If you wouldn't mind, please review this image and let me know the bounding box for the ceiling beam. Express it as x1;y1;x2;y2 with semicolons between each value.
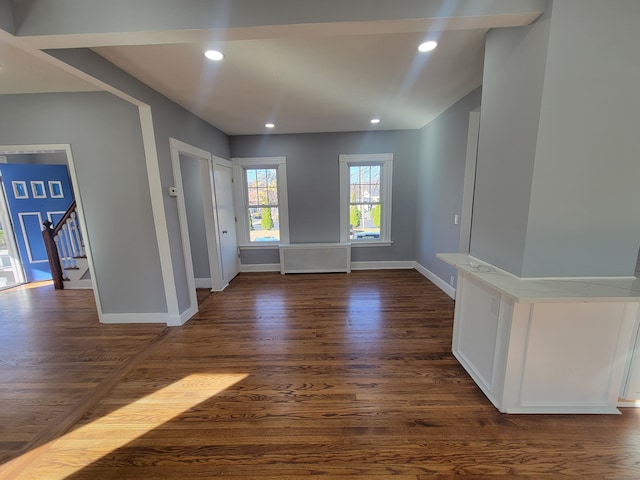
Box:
14;0;545;49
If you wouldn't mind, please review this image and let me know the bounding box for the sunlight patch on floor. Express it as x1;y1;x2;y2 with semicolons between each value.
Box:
0;373;248;479
0;280;52;292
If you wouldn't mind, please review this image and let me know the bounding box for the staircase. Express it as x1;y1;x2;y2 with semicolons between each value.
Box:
42;201;92;289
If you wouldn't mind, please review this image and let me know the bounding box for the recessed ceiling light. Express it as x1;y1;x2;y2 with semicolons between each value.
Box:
370;118;381;124
265;123;275;129
418;41;438;53
204;50;224;61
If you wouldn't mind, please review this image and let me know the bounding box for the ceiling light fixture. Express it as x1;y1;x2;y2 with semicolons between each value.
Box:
204;50;224;61
265;123;275;129
371;118;381;124
418;41;438;53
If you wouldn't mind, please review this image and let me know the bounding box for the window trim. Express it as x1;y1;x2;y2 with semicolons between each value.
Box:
232;156;289;247
339;153;393;245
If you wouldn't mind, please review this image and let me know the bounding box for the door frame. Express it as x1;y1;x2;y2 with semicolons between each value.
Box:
169;139;227;319
0;144;98;300
0;178;26;289
211;156;239;286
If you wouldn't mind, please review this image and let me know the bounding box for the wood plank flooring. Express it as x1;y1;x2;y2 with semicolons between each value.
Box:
1;271;639;479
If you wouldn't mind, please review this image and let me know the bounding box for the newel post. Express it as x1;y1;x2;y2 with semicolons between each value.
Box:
42;220;64;290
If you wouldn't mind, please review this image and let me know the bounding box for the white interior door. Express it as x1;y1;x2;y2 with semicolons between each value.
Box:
213;162;239;284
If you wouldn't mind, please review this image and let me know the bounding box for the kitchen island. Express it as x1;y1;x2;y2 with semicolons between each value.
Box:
438;253;640;414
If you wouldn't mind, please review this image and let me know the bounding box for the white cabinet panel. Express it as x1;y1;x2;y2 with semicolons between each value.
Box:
452;272;638;414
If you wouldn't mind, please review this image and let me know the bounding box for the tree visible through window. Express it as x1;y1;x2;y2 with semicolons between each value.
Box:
232;156;289;246
245;168;280;242
349;165;381;240
339;153;393;244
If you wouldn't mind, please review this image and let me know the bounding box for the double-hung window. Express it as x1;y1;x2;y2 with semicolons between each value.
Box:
339;153;393;244
232;157;289;245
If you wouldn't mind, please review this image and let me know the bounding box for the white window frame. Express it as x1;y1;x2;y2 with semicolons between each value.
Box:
30;180;47;198
339;153;393;246
48;180;64;198
12;181;29;199
232;156;289;247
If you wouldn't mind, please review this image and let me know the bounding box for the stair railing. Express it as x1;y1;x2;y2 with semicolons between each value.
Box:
42;201;84;289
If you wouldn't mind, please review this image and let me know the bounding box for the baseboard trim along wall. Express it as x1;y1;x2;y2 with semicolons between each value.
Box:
240;263;281;273
100;312;181;326
414;262;456;299
351;261;415;270
241;261;416;273
100;263;454;326
238;261;455;298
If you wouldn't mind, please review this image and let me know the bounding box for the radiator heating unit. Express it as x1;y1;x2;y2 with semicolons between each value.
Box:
279;243;351;274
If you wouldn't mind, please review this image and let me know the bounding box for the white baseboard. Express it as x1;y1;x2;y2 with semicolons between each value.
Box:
241;261;414;273
351;261;415;270
211;282;229;292
194;278;212;288
618;399;640;408
175;305;199;326
240;263;281;272
415;262;456;299
99;312;177;325
99;310;196;326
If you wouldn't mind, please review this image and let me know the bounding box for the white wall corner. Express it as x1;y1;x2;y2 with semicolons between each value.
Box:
175;305;199;326
415;262;456;299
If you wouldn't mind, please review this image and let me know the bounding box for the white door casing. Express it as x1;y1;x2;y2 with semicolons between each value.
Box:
170;139;239;324
212;160;240;286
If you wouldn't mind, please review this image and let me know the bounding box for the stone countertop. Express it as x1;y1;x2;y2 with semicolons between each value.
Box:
437;253;640;303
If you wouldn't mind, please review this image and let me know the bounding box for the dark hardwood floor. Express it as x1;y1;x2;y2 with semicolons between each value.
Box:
0;271;639;479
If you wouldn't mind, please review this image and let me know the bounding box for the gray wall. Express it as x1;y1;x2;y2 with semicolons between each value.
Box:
0;0;14;33
51;48;230;313
470;11;551;276
230;130;419;265
415;88;482;286
521;0;640;277
471;0;640;277
179;153;210;279
0;92;167;314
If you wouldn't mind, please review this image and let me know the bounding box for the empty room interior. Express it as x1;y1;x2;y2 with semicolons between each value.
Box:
1;0;640;478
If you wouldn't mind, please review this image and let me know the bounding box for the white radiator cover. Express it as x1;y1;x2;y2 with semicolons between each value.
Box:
279;243;351;274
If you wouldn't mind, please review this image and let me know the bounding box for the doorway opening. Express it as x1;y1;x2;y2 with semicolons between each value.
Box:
0;145;91;293
169;139;239;319
0;173;24;291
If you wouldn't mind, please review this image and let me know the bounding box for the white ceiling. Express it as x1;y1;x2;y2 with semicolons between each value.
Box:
94;29;486;135
0;2;544;136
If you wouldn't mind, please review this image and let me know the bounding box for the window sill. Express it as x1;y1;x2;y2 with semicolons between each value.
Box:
238;243;281;250
350;240;393;247
239;241;393;249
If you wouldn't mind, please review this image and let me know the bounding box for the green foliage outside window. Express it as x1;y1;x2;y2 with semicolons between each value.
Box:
372;204;381;228
350;205;361;228
261;208;274;230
